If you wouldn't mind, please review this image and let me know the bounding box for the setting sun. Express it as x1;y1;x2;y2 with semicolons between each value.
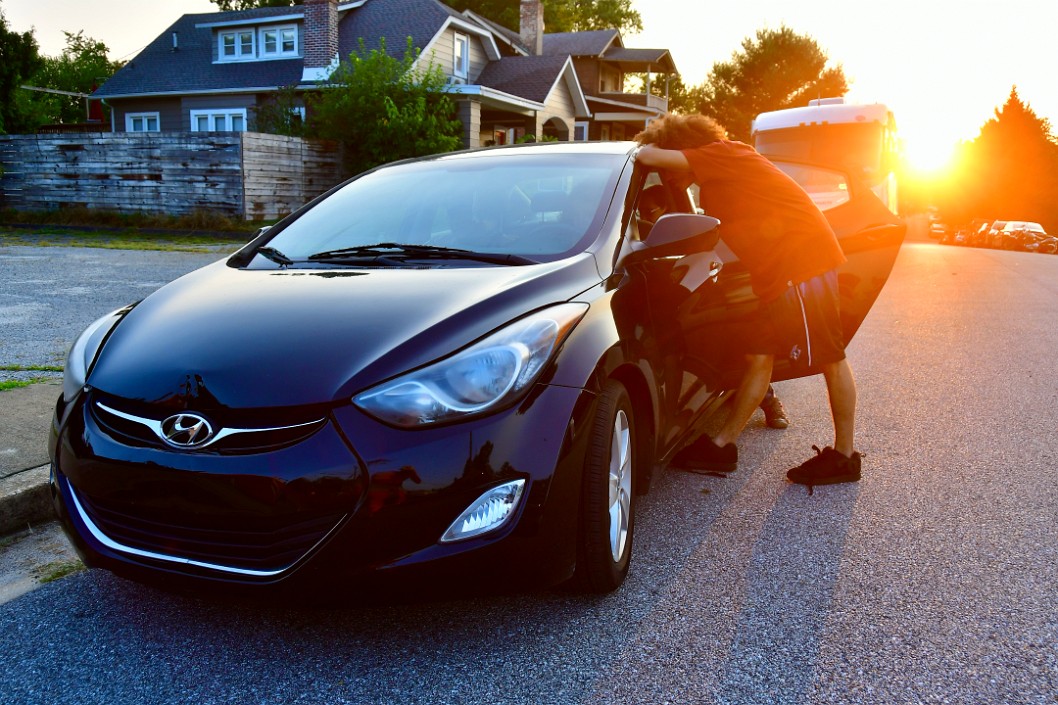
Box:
902;130;958;175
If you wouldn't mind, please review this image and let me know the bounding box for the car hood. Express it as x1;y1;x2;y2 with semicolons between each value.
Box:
88;257;600;410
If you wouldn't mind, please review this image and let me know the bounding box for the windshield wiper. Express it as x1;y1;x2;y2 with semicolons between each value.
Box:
255;246;294;266
307;243;537;266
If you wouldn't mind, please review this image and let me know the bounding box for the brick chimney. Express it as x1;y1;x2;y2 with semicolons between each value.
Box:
520;0;544;56
302;0;339;81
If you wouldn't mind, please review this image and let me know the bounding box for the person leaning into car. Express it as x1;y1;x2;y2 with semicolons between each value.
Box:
634;112;862;487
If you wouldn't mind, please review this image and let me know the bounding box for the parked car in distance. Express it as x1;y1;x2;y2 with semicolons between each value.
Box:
999;221;1047;251
1030;236;1057;254
971;220;993;247
987;220;1010;248
50;141;905;598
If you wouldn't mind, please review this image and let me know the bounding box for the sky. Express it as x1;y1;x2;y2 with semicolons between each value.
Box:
6;0;1057;171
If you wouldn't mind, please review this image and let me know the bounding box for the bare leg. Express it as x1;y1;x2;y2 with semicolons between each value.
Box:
714;354;774;447
822;358;857;456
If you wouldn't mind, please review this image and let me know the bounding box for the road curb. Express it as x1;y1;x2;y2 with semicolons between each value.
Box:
0;465;54;535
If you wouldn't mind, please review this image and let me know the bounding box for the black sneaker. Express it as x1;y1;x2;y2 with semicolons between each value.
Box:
786;445;861;487
671;435;737;473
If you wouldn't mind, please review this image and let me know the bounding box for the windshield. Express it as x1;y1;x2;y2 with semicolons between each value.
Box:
754;123;886;182
261;153;625;264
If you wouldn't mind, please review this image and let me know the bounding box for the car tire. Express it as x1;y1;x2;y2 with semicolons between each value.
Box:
573;379;636;593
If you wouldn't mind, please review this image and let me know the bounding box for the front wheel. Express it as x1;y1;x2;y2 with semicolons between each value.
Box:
573;379;636;593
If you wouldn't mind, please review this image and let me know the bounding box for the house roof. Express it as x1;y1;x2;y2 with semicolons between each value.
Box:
338;0;464;59
540;29;675;73
477;54;572;103
94;0;673;107
602;47;677;73
542;30;620;57
459;10;527;55
95;0;471;99
95;7;306;98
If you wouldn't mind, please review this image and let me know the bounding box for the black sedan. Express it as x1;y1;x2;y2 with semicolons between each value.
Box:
50;141;904;596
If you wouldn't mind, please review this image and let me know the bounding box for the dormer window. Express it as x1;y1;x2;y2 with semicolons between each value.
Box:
220;29;255;60
218;24;298;62
261;25;298;57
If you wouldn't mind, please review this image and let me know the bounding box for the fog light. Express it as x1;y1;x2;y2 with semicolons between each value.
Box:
440;480;525;543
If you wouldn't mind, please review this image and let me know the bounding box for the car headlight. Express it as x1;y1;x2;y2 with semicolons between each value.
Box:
354;303;588;427
63;307;129;403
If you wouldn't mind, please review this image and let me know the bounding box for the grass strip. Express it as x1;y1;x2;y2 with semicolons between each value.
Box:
0;364;64;372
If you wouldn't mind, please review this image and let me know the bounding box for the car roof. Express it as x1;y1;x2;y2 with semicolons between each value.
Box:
440;140;639;161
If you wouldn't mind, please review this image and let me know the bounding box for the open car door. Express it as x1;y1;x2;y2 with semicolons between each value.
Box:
649;158;906;394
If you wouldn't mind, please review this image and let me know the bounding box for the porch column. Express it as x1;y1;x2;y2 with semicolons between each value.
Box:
457;99;482;149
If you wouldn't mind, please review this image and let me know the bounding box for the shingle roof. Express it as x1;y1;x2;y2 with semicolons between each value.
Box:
542;30;619;57
95;7;305;97
94;0;464;98
476;54;571;103
603;47;677;73
339;0;462;59
461;10;526;54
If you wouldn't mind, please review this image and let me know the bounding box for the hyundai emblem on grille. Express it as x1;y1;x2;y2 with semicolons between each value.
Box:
161;413;215;448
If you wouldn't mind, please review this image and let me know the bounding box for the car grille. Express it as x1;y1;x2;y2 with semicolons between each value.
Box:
90;394;328;454
71;485;346;576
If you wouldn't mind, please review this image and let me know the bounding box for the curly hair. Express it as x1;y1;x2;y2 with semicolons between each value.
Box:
634;113;728;149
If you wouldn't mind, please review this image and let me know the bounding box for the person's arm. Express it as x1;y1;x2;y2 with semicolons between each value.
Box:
636;145;692;171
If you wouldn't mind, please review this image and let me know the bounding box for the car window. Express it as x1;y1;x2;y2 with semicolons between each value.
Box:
263;153;625;262
771;162;851;211
631;171;696;241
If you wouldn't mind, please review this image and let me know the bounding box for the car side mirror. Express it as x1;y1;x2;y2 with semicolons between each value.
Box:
624;213;721;264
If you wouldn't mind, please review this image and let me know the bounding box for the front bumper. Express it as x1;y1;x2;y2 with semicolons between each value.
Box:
50;382;598;595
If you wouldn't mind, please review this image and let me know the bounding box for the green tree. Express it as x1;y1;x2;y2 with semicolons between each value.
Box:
0;4;44;133
690;26;848;141
442;0;641;34
937;87;1058;232
306;37;462;175
253;85;307;137
211;0;299;10
211;0;642;34
24;31;123;126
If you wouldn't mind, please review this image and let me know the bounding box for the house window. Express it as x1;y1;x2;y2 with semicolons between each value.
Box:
261;25;298;57
126;112;161;133
453;33;469;79
600;67;621;93
190;109;247;132
574;121;589;141
219;29;255;60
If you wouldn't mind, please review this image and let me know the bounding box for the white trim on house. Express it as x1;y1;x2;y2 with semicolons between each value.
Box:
453;32;469;79
218;28;257;61
302;54;341;83
190;108;248;132
195;14;304;30
445;84;546;113
416;17;502;71
216;24;300;63
125;112;161;132
260;24;299;58
551;57;591;119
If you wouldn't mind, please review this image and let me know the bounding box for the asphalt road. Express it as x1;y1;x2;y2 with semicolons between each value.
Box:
1;242;1056;704
1;245;235;380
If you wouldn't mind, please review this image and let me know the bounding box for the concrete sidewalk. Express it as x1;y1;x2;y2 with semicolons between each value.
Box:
0;382;60;535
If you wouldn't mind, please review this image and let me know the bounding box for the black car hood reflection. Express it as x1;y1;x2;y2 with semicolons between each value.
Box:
87;257;600;409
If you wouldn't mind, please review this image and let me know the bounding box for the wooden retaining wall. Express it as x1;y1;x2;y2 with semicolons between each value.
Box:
0;132;345;221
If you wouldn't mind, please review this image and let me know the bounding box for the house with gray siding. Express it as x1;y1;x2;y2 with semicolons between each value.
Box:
93;0;677;147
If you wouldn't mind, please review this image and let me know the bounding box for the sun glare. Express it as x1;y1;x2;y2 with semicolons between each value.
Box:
902;131;958;175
